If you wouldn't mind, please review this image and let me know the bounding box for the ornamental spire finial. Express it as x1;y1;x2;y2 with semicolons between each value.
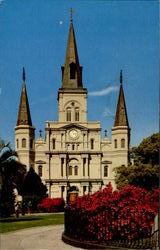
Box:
120;70;123;85
39;129;42;137
104;130;107;136
70;8;73;23
23;67;26;82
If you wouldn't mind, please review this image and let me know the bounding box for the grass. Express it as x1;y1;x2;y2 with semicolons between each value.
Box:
0;213;64;233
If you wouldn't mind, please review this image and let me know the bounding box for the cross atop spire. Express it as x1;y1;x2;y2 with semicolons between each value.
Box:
70;8;73;23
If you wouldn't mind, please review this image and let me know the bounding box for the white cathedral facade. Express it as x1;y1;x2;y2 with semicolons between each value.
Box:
15;17;130;199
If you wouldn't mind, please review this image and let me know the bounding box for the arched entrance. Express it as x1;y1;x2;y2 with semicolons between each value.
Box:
67;186;79;203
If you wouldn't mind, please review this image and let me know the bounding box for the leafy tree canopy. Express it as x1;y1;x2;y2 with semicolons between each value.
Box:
21;167;47;197
131;133;159;166
0;138;26;217
21;167;47;212
114;164;159;190
115;133;159;191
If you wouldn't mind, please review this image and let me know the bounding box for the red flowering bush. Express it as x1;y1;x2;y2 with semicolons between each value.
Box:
66;184;158;241
38;197;65;213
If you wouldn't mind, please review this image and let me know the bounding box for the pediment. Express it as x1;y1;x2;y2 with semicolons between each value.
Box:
59;123;88;131
101;160;112;164
35;160;46;164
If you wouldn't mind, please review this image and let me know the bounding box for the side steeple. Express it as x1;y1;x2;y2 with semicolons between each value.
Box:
15;67;35;171
61;9;83;89
114;70;129;127
17;67;32;126
112;70;130;166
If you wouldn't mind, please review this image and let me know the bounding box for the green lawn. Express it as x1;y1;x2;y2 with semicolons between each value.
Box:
0;213;64;233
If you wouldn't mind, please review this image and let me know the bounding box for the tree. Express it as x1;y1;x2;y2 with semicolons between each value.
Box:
0;138;6;150
0;140;26;217
115;133;159;191
21;167;47;212
114;164;159;190
131;133;159;166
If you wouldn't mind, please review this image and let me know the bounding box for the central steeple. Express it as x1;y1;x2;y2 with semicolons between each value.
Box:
61;9;83;89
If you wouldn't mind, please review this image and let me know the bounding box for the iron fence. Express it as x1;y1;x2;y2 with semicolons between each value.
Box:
64;206;159;249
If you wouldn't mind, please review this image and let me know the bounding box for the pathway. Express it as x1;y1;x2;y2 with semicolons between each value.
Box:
0;225;83;250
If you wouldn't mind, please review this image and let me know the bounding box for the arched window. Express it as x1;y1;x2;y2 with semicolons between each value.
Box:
52;139;56;150
74;166;78;176
69;166;72;175
22;138;26;148
38;165;43;177
75;108;79;121
30;139;33;149
72;144;75;150
121;138;125;148
16;139;19;149
104;165;108;177
70;62;76;79
114;139;117;148
66;108;71;121
91;139;94;149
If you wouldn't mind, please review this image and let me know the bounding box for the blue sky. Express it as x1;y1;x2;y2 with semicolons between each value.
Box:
0;0;159;148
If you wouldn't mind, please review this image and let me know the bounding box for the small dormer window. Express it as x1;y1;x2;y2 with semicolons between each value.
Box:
70;62;76;79
22;138;26;148
114;139;117;148
121;138;125;148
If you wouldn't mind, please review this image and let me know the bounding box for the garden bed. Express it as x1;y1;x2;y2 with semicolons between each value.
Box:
62;184;158;249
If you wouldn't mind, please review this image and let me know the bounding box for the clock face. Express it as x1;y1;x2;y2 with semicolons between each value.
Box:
69;129;78;139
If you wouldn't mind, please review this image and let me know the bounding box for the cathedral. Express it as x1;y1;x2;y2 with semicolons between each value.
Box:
15;15;130;199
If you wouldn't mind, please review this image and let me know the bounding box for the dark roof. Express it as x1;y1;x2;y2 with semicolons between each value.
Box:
16;82;32;126
61;20;83;89
114;83;129;127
